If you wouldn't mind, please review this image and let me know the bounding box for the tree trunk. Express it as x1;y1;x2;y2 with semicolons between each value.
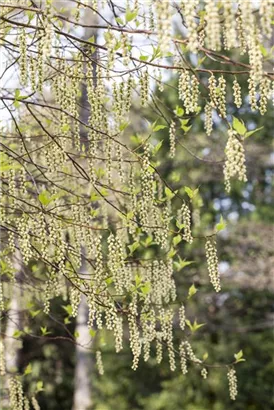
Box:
72;8;98;410
72;294;93;410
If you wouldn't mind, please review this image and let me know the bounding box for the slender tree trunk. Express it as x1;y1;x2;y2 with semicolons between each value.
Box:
72;294;93;410
72;8;98;410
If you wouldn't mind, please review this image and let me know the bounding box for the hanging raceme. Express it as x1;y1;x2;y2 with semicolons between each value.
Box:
178;203;193;244
19;28;27;86
182;0;199;53
227;368;238;400
224;129;247;192
201;367;208;379
96;350;104;375
222;2;237;50
233;79;242;109
204;103;213;136
205;237;221;292
9;377;25;410
169;120;176;158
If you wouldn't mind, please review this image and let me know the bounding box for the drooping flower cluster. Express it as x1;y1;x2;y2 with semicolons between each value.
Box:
224;129;247;192
183;0;199;52
259;77;271;115
233;79;242;108
9;377;24;410
227;368;238;400
179;203;193;244
178;70;200;114
178;304;186;331
179;340;202;375
169;120;176;158
201;367;208;379
96;350;104;375
205;238;221;292
204;103;213;136
204;0;221;51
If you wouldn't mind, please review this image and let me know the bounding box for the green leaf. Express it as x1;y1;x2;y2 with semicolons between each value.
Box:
24;363;32;375
87;36;95;43
180;119;190;126
119;121;129;131
90;192;101;201
203;352;208;361
245;126;264;139
259;44;268;57
174;106;184;117
26;10;35;22
165;187;175;200
38;190;51;206
174;257;194;272
234;350;246;363
125;9;138;22
15;89;20;99
126;211;134;220
141;235;153;247
36;381;44;393
139;55;149;61
173;235;182;247
12;329;23;338
187;283;198;299
14;89;27;101
115;17;124;25
215;215;226;232
89;329;97;338
128;241;140;255
140;282;151;295
29;309;41;318
185;186;199;199
151;45;162;61
232;116;247;136
62;304;73;316
40;326;51;336
197;56;206;67
186;319;205;333
61;123;70;133
152;122;167;132
167;247;177;259
176;220;185;230
181;125;192;133
135;274;142;287
105;277;113;285
152;140;163;156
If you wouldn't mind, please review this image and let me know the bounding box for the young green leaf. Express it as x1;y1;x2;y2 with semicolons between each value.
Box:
185;186;199;199
165;186;175;200
125;9;138;22
234;350;246;363
186;319;205;332
245;126;264;139
187;283;198;299
215;215;226;232
24;363;32;375
128;241;140;255
173;234;182;247
232;116;247;136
